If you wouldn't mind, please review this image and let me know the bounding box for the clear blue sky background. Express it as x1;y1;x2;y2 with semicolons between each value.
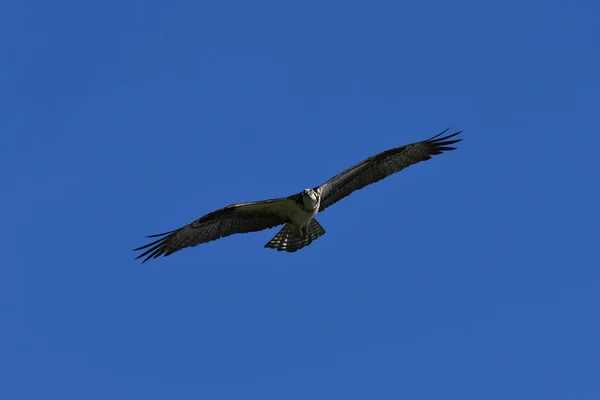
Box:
2;1;599;399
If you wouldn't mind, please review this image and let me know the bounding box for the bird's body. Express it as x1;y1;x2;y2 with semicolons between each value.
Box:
134;129;462;262
292;188;321;235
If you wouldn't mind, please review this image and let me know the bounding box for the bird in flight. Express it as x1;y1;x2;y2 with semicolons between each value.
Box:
134;128;462;262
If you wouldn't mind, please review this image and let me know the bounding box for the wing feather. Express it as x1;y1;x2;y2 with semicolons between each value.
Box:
134;198;295;263
315;129;462;211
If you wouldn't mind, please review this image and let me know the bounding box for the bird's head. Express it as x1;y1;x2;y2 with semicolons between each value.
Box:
301;188;320;212
303;188;317;200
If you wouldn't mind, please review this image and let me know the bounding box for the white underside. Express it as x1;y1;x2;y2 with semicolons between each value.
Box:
257;192;320;236
289;192;320;233
288;206;318;232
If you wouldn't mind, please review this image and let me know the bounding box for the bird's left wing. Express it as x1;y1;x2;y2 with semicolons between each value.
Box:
134;197;296;263
315;129;462;212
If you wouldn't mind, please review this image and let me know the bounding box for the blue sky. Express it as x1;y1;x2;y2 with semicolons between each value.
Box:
2;0;599;398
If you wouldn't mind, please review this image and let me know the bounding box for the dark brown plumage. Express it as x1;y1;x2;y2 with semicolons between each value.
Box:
315;128;462;212
134;199;295;263
134;128;462;262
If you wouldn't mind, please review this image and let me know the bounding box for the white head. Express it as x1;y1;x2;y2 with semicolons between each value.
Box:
301;188;319;212
302;188;317;200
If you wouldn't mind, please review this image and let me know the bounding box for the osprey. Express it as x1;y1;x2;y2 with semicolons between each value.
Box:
134;129;462;262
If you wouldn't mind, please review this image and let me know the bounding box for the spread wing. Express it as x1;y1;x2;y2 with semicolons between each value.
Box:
315;129;462;212
134;197;297;263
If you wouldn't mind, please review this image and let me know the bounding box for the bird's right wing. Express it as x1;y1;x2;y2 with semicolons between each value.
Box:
134;197;297;263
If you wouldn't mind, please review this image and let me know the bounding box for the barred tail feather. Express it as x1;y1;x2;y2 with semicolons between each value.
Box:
308;218;326;239
264;219;326;252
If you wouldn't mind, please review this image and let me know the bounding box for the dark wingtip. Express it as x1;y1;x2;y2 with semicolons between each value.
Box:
426;127;451;141
146;229;177;238
427;129;463;148
420;129;463;157
133;230;178;263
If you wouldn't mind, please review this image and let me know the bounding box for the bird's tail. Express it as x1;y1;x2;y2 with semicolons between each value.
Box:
264;219;326;252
